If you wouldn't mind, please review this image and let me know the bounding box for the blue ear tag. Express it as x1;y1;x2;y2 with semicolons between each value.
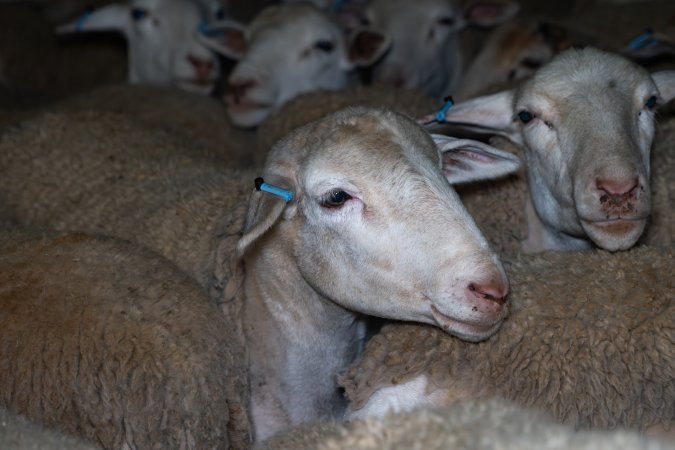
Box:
435;96;455;122
254;177;293;203
198;21;225;38
627;29;657;50
74;8;93;32
330;0;347;12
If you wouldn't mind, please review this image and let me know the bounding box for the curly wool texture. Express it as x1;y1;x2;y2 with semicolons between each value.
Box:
0;406;99;450
340;246;675;431
54;84;261;168
0;231;249;449
257;399;672;450
0;110;255;301
255;84;438;154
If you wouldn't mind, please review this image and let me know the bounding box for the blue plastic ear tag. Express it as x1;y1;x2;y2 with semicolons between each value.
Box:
627;29;657;50
198;21;225;38
435;96;455;122
330;0;347;12
255;177;293;203
74;9;93;32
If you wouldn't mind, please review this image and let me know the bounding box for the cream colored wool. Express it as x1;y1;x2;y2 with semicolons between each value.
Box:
0;110;255;302
0;406;101;450
340;246;675;432
55;84;261;168
257;399;674;450
255;84;438;154
0;230;249;449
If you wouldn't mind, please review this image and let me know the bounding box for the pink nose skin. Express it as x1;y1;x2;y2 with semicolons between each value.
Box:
187;54;214;83
225;79;257;105
595;177;639;211
467;282;508;306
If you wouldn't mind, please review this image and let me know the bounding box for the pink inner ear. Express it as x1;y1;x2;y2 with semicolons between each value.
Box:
465;3;509;23
223;28;247;54
452;148;496;163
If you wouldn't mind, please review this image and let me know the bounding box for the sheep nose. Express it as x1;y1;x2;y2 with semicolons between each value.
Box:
596;177;639;208
225;79;257;105
187;54;215;82
467;282;508;306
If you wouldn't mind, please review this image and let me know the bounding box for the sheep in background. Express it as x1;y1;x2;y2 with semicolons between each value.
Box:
257;399;675;450
339;246;675;434
0;107;522;441
0;406;99;450
358;0;519;98
0;229;250;449
198;3;391;127
56;0;224;94
425;47;675;253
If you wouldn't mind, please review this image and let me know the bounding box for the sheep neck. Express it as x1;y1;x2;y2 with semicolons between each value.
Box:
242;225;367;442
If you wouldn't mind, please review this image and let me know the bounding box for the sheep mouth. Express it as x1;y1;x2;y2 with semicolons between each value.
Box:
430;305;503;342
580;218;646;236
225;100;273;113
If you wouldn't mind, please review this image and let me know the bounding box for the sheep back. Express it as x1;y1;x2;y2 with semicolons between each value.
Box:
0;231;250;449
341;246;675;431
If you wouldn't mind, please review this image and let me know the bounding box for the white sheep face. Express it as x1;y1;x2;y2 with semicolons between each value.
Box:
363;0;519;98
438;47;675;252
200;4;390;127
240;108;522;343
57;0;222;94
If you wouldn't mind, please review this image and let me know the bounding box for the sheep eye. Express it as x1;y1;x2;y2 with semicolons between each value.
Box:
645;95;657;109
518;110;534;123
215;7;226;20
130;7;148;21
438;17;455;26
315;40;335;53
321;189;352;208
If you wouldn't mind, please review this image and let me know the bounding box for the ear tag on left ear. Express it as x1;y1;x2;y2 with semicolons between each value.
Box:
254;177;293;203
420;96;454;126
74;8;93;32
199;21;225;38
627;29;658;51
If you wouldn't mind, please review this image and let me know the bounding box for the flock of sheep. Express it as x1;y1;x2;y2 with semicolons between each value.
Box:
0;0;674;449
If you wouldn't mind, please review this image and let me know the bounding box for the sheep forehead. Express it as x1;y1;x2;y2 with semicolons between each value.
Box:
368;0;457;23
249;4;338;41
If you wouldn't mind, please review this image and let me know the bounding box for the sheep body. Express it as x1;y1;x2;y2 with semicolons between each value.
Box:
256;399;674;450
0;406;99;450
0;229;250;449
340;246;675;431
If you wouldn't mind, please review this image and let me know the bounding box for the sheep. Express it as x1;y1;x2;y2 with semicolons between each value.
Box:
338;245;675;434
255;84;438;154
0;406;99;450
0;106;522;441
357;0;519;98
256;399;675;450
54;83;262;167
198;3;392;127
425;47;675;253
0;229;250;449
56;0;223;94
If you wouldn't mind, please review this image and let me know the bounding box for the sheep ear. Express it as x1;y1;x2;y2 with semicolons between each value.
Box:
236;182;296;257
433;134;521;184
463;0;519;27
652;70;675;104
438;90;520;143
346;27;391;67
198;20;248;60
56;4;130;35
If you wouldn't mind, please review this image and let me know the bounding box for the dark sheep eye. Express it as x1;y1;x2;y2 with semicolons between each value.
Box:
322;189;352;208
645;95;657;109
438;17;455;26
130;7;148;21
315;40;335;53
518;110;534;123
215;7;226;20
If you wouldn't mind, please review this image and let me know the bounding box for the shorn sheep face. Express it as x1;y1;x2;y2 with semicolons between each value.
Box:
57;0;223;94
199;3;391;127
361;0;519;98
237;107;520;440
430;47;675;253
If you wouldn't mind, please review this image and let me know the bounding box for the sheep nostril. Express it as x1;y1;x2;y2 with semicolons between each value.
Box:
468;283;508;306
187;54;215;81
